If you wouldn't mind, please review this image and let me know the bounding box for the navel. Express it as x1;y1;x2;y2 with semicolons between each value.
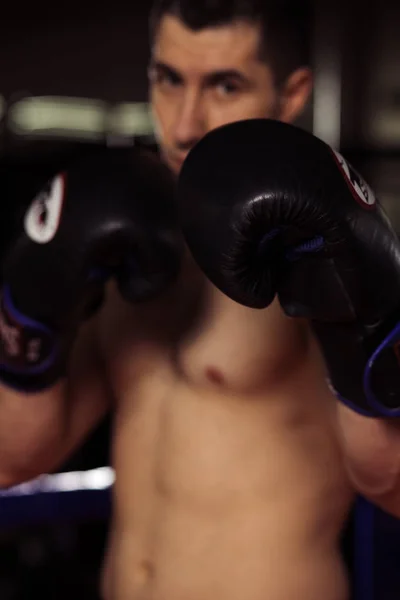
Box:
136;559;155;584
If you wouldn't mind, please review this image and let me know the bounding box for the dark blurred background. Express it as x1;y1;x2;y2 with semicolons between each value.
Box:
0;1;399;599
0;1;399;219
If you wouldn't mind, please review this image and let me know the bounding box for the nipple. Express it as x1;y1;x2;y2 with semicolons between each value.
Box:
205;366;225;385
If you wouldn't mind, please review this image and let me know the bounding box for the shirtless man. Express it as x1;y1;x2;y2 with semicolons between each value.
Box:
1;1;394;599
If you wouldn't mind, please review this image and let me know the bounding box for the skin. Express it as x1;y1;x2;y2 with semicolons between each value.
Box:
149;16;312;174
0;11;398;600
98;15;353;600
148;16;400;523
6;11;395;600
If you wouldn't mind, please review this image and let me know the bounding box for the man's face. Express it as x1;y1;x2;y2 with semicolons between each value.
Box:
149;15;311;174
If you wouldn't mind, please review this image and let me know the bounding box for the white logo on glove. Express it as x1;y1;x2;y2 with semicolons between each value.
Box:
332;150;375;207
24;174;65;244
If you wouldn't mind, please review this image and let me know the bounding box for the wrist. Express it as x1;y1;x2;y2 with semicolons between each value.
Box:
0;285;69;393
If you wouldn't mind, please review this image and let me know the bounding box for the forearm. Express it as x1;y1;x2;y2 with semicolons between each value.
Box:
337;403;400;516
0;316;112;487
0;380;70;487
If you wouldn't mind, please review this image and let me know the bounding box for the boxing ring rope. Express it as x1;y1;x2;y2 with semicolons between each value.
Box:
0;467;114;529
354;497;375;600
0;469;392;600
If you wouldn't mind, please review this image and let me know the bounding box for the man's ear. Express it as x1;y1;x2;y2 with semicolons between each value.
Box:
277;67;313;124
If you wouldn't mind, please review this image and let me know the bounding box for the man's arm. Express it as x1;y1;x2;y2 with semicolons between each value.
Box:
0;313;112;488
0;144;181;487
337;404;400;517
176;118;400;517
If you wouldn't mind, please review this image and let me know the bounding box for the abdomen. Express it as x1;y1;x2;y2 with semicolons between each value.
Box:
108;375;352;600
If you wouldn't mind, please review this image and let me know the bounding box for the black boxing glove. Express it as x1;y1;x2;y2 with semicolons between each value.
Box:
0;146;182;393
177;118;400;418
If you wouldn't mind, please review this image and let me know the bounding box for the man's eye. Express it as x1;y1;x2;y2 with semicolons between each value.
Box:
152;71;181;88
216;81;240;95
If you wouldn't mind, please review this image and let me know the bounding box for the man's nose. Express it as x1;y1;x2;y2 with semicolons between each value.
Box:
173;90;206;150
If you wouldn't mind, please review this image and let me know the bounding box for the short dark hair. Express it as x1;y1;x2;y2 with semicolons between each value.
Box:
149;0;313;86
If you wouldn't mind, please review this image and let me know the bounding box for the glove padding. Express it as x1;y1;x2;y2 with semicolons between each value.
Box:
0;146;182;392
177;118;400;417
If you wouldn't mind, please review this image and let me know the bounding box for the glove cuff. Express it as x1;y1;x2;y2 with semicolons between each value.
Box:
0;285;65;392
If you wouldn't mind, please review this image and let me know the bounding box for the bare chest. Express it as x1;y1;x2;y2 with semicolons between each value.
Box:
99;279;351;600
101;274;306;396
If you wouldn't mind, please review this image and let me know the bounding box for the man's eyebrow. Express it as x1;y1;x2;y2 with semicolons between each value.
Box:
149;61;250;86
149;60;183;80
203;70;250;86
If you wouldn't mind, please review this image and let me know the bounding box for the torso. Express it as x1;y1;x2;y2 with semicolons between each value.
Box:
98;255;353;600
